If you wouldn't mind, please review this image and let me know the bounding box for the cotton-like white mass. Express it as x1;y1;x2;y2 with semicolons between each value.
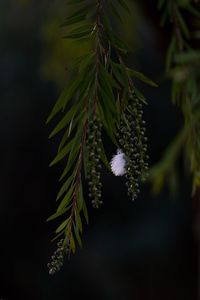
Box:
110;149;126;176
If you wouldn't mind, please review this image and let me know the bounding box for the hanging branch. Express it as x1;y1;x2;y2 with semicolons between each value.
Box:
149;0;200;195
155;2;200;298
47;0;157;275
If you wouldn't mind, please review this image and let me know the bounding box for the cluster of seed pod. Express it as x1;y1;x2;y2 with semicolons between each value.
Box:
47;239;66;275
86;115;103;208
119;95;148;200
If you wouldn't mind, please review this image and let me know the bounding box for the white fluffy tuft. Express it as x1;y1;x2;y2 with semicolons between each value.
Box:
110;149;126;176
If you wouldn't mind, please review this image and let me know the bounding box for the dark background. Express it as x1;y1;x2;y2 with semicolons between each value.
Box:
0;0;197;299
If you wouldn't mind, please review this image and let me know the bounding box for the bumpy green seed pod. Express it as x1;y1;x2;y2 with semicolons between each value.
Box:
119;95;148;200
47;239;66;275
86;115;103;208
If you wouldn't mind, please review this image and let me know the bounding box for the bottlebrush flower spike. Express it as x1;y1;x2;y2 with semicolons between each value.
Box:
110;149;126;176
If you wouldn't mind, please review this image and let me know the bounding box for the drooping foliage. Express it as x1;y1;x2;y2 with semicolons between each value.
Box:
150;0;200;196
46;0;156;275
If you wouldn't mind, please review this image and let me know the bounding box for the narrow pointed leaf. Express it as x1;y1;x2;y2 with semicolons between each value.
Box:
57;185;74;213
56;176;74;201
56;219;70;234
127;68;158;87
49;105;78;138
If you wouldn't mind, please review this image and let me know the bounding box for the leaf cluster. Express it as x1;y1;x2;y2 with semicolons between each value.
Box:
47;0;157;270
150;0;200;195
